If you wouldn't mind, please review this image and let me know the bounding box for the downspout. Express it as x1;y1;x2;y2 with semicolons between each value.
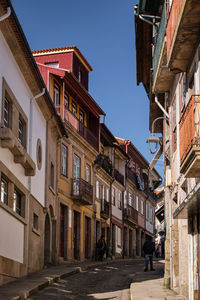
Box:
0;7;11;22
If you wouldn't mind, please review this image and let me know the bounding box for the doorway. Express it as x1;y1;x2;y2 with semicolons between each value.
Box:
44;213;50;265
60;204;68;260
74;211;80;260
85;216;91;259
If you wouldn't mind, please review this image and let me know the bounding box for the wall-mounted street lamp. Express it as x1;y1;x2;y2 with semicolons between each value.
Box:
146;117;168;154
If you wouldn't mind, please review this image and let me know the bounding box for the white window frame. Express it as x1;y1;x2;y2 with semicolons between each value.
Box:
96;180;100;199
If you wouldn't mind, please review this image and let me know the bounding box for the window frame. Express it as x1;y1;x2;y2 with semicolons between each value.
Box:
85;163;91;183
61;144;68;177
54;83;60;106
1;176;8;205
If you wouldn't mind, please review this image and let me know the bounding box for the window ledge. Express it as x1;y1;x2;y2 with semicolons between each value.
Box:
0;201;27;225
49;186;56;195
0;127;35;176
32;226;40;236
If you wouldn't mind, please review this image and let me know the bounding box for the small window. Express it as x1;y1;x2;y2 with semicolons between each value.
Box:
72;102;77;116
96;180;100;199
33;213;39;230
141;200;144;215
45;62;59;68
1;177;8;205
13;189;23;216
64;94;69;110
54;84;60;106
101;184;105;200
36;139;42;170
118;191;122;210
106;188;109;202
4;96;11;128
18;116;26;147
78;69;83;83
112;187;116;206
50;162;54;189
61;145;68;177
86;164;91;183
79;110;84;124
136;196;138;211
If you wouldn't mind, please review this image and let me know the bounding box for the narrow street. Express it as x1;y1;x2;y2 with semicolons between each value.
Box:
27;260;164;300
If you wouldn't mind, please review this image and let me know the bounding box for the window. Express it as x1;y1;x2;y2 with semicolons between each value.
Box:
78;69;83;83
118;191;122;210
13;189;22;216
72;102;77;116
33;213;39;230
73;154;81;179
45;61;59;68
112;187;116;206
101;184;105;200
50;162;54;189
141;200;144;215
3;96;11;128
79;110;84;124
1;177;8;205
136;196;138;211
96;180;100;199
129;192;133;207
18;116;26;147
36;139;42;170
86;164;91;183
54;84;60;106
64;94;69;110
106;188;109;202
61;145;68;177
117;227;122;247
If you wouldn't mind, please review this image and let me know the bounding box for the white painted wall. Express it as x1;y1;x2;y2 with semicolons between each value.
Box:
0;208;24;263
30;101;46;206
0;31;46;206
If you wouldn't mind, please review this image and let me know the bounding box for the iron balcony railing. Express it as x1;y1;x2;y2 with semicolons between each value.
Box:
72;178;93;205
94;154;113;176
114;169;124;186
124;204;138;223
126;168;137;185
100;199;110;219
55;105;99;151
180;95;200;165
153;3;167;78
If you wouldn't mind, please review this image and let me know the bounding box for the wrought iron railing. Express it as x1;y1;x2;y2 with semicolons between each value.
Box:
180;95;200;165
124;204;138;223
55;105;99;151
153;3;167;78
94;154;113;176
114;169;124;186
127;168;137;185
72;178;93;205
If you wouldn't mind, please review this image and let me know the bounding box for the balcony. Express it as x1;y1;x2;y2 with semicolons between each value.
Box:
94;154;113;177
72;178;93;205
100;200;110;219
126;168;137;185
0;127;35;176
56;105;99;151
167;0;200;72
124;205;138;224
152;4;174;93
180;95;200;177
114;169;124;186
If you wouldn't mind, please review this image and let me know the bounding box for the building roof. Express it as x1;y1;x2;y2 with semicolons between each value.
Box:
33;46;93;72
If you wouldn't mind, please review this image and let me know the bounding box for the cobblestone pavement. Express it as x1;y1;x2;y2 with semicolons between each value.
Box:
27;260;146;300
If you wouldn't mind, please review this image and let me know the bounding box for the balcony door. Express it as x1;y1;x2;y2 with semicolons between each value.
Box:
73;154;81;196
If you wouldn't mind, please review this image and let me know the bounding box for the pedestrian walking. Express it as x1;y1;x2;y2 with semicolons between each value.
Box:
97;235;106;261
143;236;155;271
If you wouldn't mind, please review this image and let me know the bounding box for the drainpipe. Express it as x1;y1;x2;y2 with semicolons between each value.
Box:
0;7;11;22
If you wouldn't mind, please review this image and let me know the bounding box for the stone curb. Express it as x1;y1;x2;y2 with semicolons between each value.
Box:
9;258;140;300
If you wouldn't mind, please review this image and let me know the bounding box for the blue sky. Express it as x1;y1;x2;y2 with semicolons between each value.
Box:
11;0;163;177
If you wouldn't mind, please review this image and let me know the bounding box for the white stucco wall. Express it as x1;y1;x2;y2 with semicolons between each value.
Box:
0;31;46;206
0;208;24;263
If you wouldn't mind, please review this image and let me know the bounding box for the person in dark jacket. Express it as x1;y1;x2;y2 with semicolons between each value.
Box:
97;235;106;261
143;236;155;271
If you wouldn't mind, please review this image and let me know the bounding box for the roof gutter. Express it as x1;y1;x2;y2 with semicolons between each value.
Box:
0;6;11;21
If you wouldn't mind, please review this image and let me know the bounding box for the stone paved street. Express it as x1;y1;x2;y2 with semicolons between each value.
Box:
27;260;164;300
